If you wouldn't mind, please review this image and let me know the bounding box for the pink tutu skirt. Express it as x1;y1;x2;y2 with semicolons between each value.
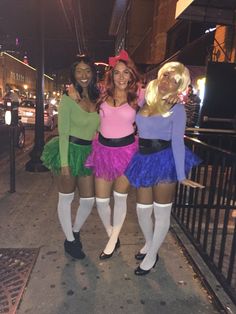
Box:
85;136;138;181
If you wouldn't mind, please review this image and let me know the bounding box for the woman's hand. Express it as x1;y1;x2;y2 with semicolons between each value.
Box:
67;84;81;102
180;178;205;189
163;93;181;105
61;166;71;176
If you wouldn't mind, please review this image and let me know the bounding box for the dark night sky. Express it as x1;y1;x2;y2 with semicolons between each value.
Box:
0;0;115;73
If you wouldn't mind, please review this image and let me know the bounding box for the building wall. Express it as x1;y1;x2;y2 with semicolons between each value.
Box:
231;25;236;62
126;0;155;63
0;52;53;99
0;57;4;99
213;25;236;63
112;0;235;68
124;0;179;64
150;0;178;63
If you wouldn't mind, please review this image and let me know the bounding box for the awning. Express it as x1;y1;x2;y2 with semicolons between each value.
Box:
109;0;129;35
145;31;213;82
175;0;236;26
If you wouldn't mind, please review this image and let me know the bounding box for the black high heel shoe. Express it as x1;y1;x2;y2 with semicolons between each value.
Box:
115;238;120;249
135;252;146;260
134;254;159;276
99;238;120;260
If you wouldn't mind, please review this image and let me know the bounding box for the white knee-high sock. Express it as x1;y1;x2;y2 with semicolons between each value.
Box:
96;197;112;237
104;191;128;254
136;203;153;254
140;202;172;270
73;197;95;232
57;192;75;242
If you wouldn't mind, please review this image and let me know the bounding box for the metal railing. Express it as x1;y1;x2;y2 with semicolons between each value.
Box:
172;132;236;304
186;128;236;153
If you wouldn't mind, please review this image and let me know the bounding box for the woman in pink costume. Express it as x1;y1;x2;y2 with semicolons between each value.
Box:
86;50;144;259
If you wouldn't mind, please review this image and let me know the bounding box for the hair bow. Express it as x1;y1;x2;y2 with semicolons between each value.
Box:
108;50;129;67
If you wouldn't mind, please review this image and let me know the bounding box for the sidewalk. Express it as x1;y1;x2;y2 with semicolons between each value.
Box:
0;164;224;314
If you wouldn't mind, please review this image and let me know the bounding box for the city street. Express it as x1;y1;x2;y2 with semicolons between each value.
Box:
0;133;233;314
0;0;236;312
0;128;58;197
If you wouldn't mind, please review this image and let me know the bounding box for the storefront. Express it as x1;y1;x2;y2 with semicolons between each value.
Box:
0;52;53;101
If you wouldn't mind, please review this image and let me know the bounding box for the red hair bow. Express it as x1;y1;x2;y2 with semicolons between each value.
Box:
109;50;129;67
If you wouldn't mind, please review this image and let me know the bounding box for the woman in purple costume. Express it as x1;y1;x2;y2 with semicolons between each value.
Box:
85;50;144;259
125;62;204;275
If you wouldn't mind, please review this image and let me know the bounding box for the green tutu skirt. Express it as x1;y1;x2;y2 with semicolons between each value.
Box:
41;136;92;176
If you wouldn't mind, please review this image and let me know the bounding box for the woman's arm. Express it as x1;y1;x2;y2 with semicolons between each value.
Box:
171;104;204;189
58;95;71;174
171;104;186;181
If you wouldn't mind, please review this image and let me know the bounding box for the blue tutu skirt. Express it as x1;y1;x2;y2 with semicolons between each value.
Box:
41;136;93;177
125;146;201;188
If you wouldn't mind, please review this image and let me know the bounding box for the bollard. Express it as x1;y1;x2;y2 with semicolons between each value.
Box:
5;99;17;193
9;125;16;193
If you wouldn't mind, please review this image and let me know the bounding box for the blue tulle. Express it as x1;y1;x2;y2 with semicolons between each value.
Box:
125;146;201;188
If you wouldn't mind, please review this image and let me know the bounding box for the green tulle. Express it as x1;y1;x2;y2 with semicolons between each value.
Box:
41;136;92;176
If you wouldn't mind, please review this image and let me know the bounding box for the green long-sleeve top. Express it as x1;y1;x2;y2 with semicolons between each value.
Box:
58;94;100;167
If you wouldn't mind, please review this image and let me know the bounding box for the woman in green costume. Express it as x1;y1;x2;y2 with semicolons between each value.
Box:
41;55;100;259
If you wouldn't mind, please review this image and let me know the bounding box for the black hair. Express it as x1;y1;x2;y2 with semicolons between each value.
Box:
70;55;100;102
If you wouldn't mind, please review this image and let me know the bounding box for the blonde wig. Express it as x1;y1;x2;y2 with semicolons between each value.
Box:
145;62;190;114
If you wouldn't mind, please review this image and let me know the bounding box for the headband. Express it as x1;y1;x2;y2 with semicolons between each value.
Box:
108;50;129;68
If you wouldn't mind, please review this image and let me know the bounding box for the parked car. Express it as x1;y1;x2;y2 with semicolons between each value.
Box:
18;99;57;131
44;102;58;130
0;105;25;154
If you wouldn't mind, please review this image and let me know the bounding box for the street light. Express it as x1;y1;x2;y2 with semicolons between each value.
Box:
23;84;28;98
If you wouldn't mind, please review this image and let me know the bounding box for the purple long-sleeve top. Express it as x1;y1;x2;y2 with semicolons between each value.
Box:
136;103;186;181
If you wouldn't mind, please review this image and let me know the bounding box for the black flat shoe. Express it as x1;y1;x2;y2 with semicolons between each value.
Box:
64;239;85;259
99;238;120;260
73;231;82;248
134;254;159;276
135;252;146;260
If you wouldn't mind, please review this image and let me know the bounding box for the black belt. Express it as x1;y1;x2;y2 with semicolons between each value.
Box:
69;135;92;145
98;132;135;147
139;138;171;154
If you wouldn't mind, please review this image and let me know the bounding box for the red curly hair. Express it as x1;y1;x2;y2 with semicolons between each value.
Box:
97;59;141;111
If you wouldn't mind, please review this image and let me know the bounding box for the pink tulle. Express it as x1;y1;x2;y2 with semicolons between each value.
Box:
85;137;138;181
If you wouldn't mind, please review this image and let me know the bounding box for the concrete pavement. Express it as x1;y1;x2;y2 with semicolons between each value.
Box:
0;159;231;314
